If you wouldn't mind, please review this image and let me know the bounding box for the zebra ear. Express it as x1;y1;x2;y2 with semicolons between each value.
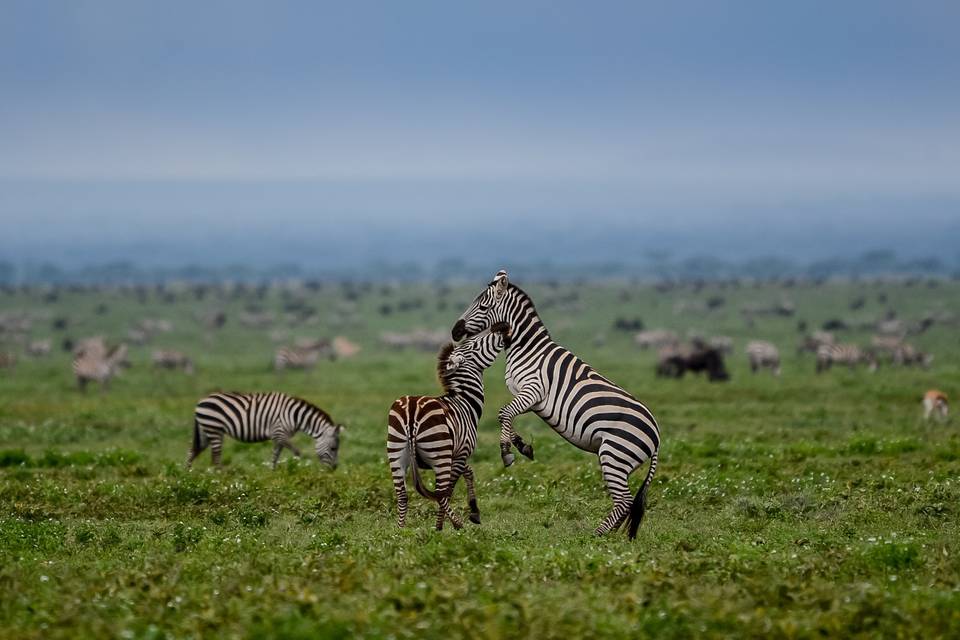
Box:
493;270;508;298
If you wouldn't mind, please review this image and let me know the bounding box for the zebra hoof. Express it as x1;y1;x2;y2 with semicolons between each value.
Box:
502;453;516;467
469;513;481;525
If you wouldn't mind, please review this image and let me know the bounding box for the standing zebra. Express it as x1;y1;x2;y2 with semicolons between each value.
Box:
746;340;781;376
816;343;877;373
452;271;660;539
73;343;128;391
387;323;510;530
153;349;195;374
274;345;324;371
188;392;343;469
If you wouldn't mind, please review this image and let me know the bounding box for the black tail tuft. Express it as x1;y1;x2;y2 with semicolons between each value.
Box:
627;485;647;540
192;417;201;456
627;451;658;540
409;441;437;501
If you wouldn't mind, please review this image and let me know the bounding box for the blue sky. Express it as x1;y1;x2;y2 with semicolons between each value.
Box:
2;1;958;265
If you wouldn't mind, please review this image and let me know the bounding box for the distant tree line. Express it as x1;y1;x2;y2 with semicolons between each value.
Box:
0;250;957;285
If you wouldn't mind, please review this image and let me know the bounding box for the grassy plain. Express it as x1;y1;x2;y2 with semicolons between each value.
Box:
1;279;958;638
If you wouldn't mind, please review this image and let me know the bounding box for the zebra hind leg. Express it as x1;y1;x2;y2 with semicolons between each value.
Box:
210;435;224;468
389;447;409;528
594;445;636;537
433;462;463;531
462;464;481;524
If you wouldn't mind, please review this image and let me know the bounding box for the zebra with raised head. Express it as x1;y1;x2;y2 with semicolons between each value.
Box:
73;343;128;391
452;270;660;539
387;322;510;530
188;392;343;469
816;343;877;373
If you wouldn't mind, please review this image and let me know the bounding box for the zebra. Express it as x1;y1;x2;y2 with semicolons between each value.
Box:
452;270;660;539
152;349;195;374
26;339;52;358
892;344;933;368
187;392;343;469
816;343;877;373
746;340;781;376
387;322;510;530
274;345;324;371
73;343;128;391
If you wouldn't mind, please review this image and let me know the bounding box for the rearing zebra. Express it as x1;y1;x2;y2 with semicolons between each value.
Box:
188;392;343;469
387;322;510;530
452;270;660;539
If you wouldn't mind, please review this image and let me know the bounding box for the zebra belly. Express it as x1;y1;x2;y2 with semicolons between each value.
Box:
533;406;601;453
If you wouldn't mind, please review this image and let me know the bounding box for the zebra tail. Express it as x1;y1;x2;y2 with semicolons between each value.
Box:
408;434;437;501
627;450;658;540
192;417;206;454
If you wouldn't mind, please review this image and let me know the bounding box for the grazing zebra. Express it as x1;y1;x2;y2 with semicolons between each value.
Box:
746;340;781;376
816;343;877;373
274;345;324;371
387;323;510;530
187;392;343;469
892;344;933;368
452;270;660;539
798;330;834;355
26;339;52;357
152;349;195;374
73;343;128;391
923;390;949;422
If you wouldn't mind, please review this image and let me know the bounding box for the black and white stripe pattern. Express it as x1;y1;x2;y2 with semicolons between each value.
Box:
452;271;660;539
152;349;194;374
273;346;322;371
386;323;509;530
73;343;128;391
746;340;781;376
188;392;343;469
816;343;877;373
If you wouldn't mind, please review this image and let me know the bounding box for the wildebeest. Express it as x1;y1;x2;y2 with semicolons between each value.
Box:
656;344;729;381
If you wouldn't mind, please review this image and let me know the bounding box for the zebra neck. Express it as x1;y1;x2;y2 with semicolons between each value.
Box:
443;372;484;423
302;415;332;438
503;294;551;357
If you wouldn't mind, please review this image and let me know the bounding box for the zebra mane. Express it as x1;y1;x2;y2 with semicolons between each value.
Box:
436;342;456;393
290;395;334;425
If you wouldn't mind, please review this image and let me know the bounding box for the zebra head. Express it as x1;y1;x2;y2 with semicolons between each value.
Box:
314;424;343;469
452;270;510;341
445;321;511;375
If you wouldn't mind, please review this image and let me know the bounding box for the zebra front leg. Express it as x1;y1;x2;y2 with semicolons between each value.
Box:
594;442;637;537
497;387;543;467
271;441;284;469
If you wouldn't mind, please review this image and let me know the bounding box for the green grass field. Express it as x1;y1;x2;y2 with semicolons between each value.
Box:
1;279;958;639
